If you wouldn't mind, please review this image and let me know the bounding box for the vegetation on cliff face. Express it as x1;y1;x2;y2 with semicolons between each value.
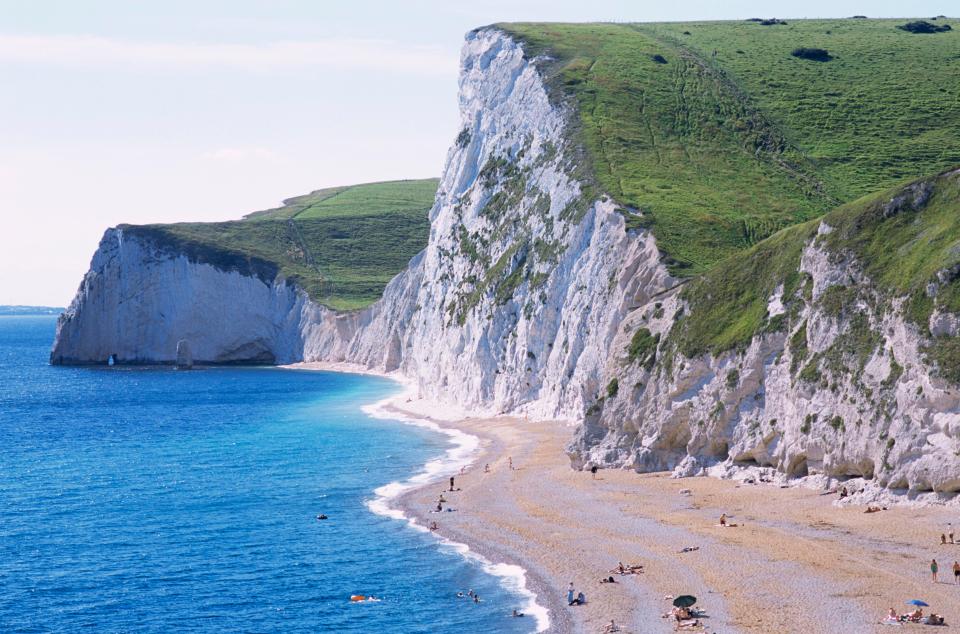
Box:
125;179;437;311
499;19;960;276
667;169;960;371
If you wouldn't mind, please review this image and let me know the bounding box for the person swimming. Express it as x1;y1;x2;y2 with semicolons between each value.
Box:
512;608;524;617
316;514;328;520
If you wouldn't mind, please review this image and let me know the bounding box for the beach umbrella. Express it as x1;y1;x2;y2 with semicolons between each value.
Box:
906;600;929;607
673;595;697;608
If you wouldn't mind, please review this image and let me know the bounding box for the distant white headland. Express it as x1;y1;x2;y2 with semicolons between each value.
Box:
0;305;64;316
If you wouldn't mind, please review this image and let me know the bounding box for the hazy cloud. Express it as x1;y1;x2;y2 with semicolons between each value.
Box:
0;34;457;76
200;147;280;162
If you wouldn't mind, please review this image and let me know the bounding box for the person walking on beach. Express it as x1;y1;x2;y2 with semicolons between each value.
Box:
953;561;960;584
931;559;939;583
508;456;514;470
449;476;455;491
591;465;598;479
484;463;490;473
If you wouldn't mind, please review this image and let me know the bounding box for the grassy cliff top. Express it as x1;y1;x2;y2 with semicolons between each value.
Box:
498;19;960;276
124;179;438;311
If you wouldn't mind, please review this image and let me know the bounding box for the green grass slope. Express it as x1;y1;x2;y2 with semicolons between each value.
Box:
499;19;960;276
123;179;438;311
667;168;960;368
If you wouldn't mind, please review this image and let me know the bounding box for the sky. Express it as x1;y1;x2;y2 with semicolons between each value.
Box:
0;1;951;305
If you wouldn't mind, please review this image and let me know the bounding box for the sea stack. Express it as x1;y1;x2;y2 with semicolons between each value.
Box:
175;339;193;369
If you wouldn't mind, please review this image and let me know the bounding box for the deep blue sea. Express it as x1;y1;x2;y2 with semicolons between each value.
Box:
0;316;535;633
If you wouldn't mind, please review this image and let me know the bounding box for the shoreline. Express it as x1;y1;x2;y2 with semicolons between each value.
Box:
283;361;553;632
285;362;960;633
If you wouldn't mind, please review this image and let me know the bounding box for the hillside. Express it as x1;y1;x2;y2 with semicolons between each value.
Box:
500;18;960;275
668;168;960;364
125;179;437;311
576;167;960;493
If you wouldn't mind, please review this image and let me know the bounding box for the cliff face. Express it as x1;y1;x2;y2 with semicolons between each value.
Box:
571;172;960;495
51;228;320;365
303;28;673;419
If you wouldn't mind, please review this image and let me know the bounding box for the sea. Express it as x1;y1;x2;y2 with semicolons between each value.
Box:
0;315;543;633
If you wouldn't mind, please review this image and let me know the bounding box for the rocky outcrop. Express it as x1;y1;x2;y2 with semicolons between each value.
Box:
571;173;960;496
51;227;322;365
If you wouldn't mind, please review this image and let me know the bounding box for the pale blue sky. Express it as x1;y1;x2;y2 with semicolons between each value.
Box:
0;1;949;305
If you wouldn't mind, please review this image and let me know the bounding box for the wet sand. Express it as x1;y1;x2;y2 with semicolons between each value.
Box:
395;413;960;634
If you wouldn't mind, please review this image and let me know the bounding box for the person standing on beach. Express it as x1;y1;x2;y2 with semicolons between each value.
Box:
953;561;960;584
931;559;939;583
449;476;455;491
508;456;514;470
567;582;575;605
591;465;598;479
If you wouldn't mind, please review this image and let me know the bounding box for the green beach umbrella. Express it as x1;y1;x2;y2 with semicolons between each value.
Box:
673;595;697;608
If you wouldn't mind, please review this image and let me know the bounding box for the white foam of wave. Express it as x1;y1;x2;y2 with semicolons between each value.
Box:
362;386;550;632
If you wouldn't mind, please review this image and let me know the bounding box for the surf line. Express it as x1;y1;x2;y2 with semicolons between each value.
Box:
362;385;550;633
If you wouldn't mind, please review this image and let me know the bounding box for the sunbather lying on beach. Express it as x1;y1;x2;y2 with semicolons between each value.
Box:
602;620;620;633
900;608;923;622
600;576;616;584
611;563;643;575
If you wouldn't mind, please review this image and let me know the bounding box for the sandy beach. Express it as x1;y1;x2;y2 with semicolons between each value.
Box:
393;412;960;634
285;364;960;633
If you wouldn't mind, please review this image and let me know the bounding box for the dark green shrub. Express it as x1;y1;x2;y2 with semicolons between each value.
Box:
897;21;952;34
791;47;833;62
628;328;660;370
606;378;619;398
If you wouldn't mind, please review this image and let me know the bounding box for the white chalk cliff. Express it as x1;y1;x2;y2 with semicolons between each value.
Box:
52;27;960;496
571;175;960;498
53;27;673;422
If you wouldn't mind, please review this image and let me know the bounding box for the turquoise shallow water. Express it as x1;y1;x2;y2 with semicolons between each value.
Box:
0;316;533;633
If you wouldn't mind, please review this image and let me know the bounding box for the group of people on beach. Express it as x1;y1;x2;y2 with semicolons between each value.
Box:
887;606;945;625
927;558;960;584
566;582;586;606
